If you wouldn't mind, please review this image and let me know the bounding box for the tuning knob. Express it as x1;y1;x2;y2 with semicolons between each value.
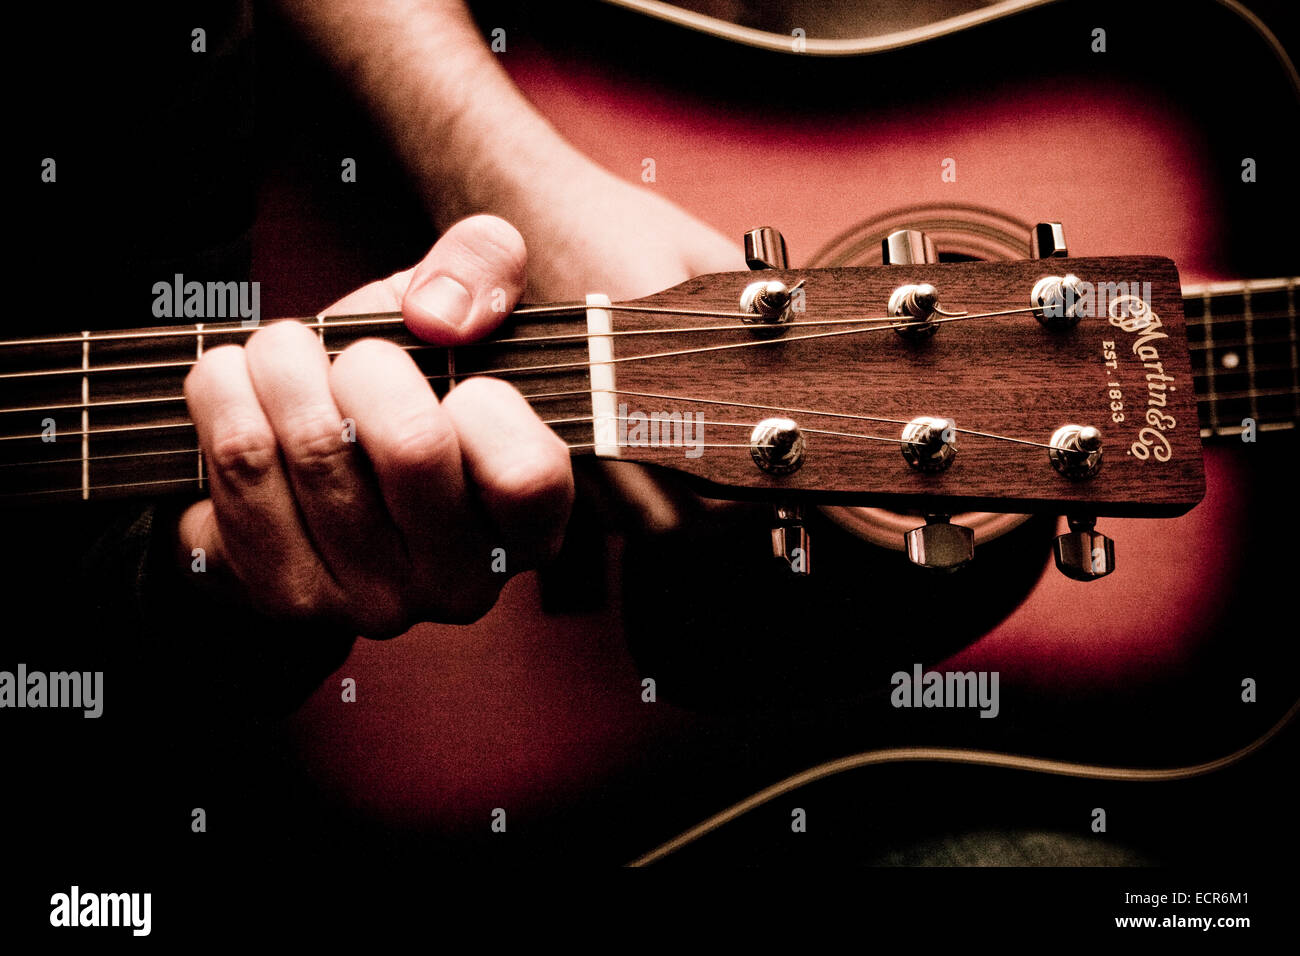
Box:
745;227;789;270
1053;515;1115;580
1030;222;1069;259
771;503;810;574
882;229;938;266
904;514;974;571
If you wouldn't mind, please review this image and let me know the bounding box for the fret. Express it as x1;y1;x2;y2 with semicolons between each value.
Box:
1184;277;1300;436
1243;289;1258;425
196;322;205;491
1201;292;1219;434
81;331;90;500
447;347;457;389
1289;279;1299;424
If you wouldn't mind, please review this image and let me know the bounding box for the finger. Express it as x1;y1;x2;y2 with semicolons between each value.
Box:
441;377;574;572
401;214;527;345
182;344;341;621
329;337;500;623
243;321;409;635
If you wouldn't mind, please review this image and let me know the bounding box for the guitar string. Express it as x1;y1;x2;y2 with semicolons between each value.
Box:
1;441;785;497
0;299;996;351
0;309;885;350
3;361;1292;463
3;372;1297;422
0;379;1067;452
627;696;1300;867
8;364;1294;459
0;305;1045;383
0;405;1070;493
0;290;1292;350
3;299;1279;474
2;300;1288;400
0;302;1089;454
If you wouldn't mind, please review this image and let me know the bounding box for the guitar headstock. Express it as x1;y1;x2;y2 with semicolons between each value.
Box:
587;250;1203;524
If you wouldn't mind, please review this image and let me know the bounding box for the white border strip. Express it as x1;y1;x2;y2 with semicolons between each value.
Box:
586;293;619;458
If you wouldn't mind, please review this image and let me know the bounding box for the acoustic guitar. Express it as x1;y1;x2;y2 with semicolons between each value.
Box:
6;0;1297;865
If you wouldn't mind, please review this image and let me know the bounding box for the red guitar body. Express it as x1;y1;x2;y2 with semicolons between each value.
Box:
252;2;1299;862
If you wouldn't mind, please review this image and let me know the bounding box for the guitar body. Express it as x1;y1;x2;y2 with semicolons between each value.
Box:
253;1;1299;861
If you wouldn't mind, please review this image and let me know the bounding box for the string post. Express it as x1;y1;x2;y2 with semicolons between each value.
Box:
901;415;958;472
749;418;805;475
740;279;801;336
1048;424;1104;478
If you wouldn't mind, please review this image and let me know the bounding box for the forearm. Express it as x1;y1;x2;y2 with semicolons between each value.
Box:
275;0;590;230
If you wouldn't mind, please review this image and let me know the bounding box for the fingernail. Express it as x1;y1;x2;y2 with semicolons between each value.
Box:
413;275;473;328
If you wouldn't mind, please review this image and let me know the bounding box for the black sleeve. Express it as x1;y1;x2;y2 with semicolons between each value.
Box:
5;0;352;728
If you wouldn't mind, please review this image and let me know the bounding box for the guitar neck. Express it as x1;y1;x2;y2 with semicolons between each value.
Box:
0;305;602;503
2;268;1296;506
1185;277;1300;438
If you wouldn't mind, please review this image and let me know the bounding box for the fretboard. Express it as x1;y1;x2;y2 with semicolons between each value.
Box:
0;306;601;503
1183;277;1300;438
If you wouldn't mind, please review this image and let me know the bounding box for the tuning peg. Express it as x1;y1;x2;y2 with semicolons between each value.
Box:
904;514;974;571
1030;222;1069;259
1053;515;1115;580
882;229;938;265
745;227;789;270
771;503;810;574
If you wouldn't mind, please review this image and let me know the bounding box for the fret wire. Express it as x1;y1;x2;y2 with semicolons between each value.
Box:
1244;289;1259;424
1200;293;1220;433
196;322;205;491
81;331;90;501
1289;280;1299;423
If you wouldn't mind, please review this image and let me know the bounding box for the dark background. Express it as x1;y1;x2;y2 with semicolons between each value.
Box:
3;0;1297;938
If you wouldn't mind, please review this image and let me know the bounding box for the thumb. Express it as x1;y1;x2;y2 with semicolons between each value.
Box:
402;214;528;345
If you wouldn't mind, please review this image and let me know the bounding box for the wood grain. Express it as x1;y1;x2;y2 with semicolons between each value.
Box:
601;256;1205;517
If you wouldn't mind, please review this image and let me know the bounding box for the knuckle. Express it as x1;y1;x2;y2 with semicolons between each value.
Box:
383;412;458;474
283;413;352;479
452;215;527;283
490;441;574;512
209;426;279;485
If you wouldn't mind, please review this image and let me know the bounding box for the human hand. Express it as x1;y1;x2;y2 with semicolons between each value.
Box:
178;215;574;637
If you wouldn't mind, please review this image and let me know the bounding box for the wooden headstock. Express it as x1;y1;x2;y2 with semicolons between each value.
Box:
571;255;1203;518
